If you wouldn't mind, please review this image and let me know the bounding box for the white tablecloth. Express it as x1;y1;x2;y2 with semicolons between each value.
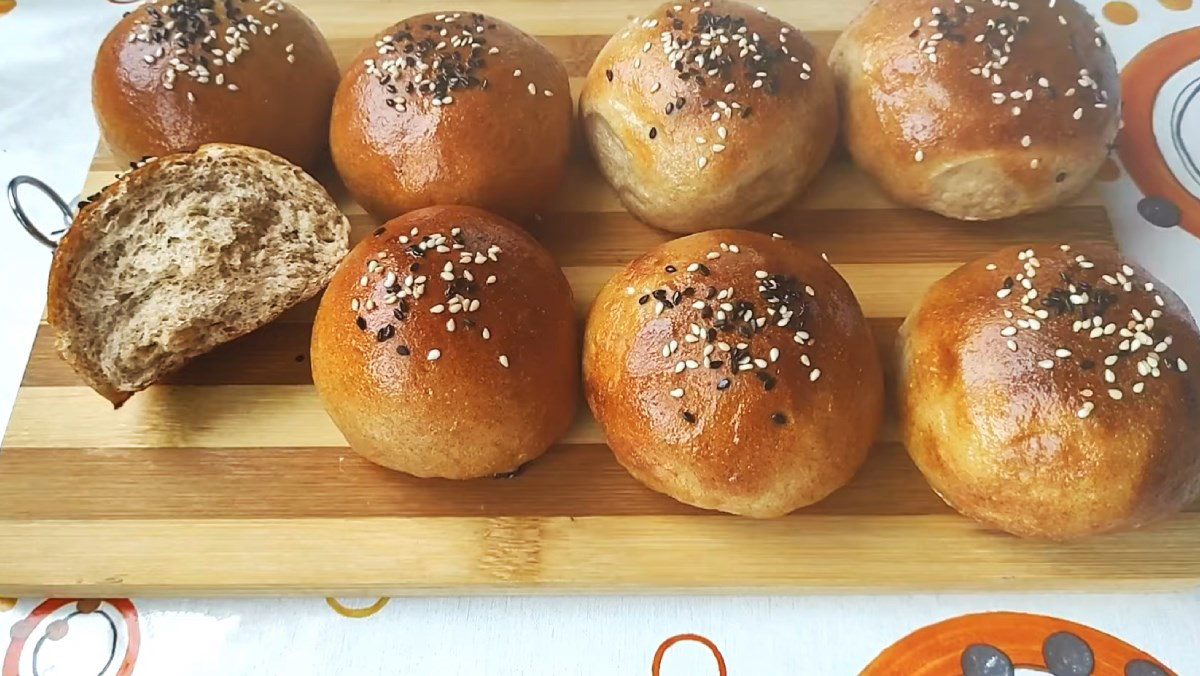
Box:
1;1;1197;674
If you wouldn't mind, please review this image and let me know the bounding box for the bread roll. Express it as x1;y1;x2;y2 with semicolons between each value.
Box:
311;205;579;479
579;1;837;233
49;144;349;406
93;0;339;172
898;244;1200;539
329;13;572;222
830;0;1120;220
584;230;883;517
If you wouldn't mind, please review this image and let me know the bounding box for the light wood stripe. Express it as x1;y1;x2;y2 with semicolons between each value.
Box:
2;514;1198;597
0;442;945;519
1;384;901;449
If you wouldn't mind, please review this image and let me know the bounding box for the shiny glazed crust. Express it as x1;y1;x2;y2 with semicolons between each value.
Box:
92;0;340;172
329;12;573;222
579;0;838;233
829;0;1120;220
898;244;1200;539
311;205;580;479
584;230;884;517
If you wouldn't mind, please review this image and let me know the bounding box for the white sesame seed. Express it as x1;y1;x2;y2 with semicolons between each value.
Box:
1020;135;1032;147
997;288;1012;299
1180;358;1190;372
1077;402;1095;418
670;388;685;399
427;349;441;361
809;369;822;382
914;150;925;162
498;355;510;368
1006;339;1019;352
1038;359;1055;369
1110;388;1124;400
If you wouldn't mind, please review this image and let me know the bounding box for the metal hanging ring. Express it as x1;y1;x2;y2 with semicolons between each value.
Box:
7;175;74;251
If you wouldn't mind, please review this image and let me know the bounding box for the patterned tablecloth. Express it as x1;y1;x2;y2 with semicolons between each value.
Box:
1;0;1198;674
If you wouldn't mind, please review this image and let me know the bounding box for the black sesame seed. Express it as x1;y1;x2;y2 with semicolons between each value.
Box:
376;324;395;342
665;265;677;273
649;127;658;139
1055;172;1068;183
605;68;614;82
709;360;724;369
396;345;411;356
356;316;367;331
682;411;697;423
717;378;731;390
373;226;386;236
638;294;650;305
771;412;787;425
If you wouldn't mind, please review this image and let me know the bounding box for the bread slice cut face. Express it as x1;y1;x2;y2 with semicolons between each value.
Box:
47;144;349;406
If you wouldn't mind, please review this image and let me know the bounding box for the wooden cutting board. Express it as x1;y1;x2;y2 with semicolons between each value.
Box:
3;0;1197;597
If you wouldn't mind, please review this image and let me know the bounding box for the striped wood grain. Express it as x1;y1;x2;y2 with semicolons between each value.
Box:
2;0;1191;597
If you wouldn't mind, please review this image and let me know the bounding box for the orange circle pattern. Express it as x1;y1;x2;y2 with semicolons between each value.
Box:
0;0;15;16
652;634;728;676
1159;0;1193;9
1102;1;1139;24
863;612;1173;674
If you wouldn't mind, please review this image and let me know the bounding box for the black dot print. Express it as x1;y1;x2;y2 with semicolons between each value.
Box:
1125;659;1169;676
1043;631;1096;675
1137;196;1182;229
961;644;1015;676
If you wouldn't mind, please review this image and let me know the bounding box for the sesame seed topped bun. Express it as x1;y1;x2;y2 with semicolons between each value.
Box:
329;12;573;223
579;0;838;233
93;0;340;172
829;0;1120;220
311;205;579;479
898;244;1200;539
583;230;884;517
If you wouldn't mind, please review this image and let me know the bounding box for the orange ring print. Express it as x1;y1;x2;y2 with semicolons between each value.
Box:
863;612;1173;675
1117;27;1200;238
652;634;728;676
4;599;140;676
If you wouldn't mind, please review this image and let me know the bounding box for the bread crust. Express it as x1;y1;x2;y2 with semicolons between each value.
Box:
583;230;883;517
898;244;1200;539
829;0;1120;220
92;0;339;172
579;0;838;233
48;143;348;407
329;12;573;222
310;205;579;479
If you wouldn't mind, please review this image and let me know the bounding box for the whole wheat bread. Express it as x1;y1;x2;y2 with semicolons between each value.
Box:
47;144;350;406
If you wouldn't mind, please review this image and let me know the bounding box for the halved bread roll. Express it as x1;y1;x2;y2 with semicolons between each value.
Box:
48;144;349;406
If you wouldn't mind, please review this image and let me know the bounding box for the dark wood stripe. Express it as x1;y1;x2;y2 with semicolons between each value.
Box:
22;317;903;387
0;442;949;520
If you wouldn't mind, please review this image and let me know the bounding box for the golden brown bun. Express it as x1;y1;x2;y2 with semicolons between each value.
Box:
329;12;572;222
92;0;339;172
579;0;838;233
311;205;579;479
829;0;1120;220
583;230;884;517
898;244;1200;539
